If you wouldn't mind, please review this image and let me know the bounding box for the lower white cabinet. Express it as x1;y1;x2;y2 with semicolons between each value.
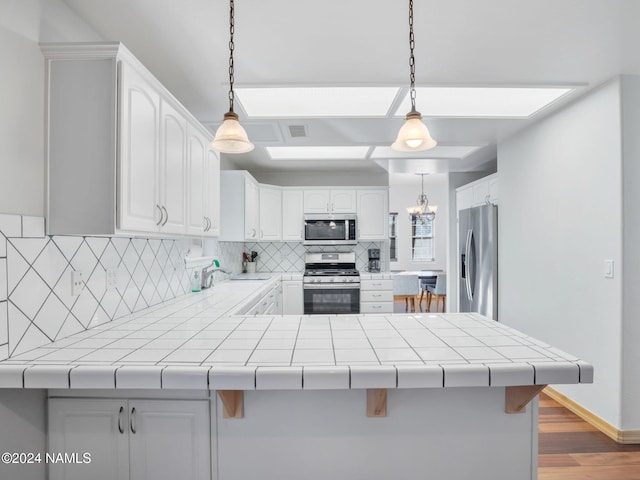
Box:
48;398;210;480
282;280;303;314
360;277;393;313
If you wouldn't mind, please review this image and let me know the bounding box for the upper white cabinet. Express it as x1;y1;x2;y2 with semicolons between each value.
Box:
219;170;261;241
204;149;221;236
42;42;218;237
456;173;499;211
259;185;282;241
282;189;304;241
357;189;389;240
303;189;356;214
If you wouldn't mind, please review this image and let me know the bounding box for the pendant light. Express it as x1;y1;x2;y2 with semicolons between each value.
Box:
211;0;254;154
391;0;437;152
406;173;437;221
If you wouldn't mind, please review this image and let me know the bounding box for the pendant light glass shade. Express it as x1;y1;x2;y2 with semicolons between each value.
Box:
392;111;437;152
211;112;254;153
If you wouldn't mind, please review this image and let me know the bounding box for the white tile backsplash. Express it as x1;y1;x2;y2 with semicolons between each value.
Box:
0;213;240;359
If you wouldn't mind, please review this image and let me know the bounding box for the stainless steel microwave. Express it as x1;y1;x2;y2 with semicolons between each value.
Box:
303;214;357;245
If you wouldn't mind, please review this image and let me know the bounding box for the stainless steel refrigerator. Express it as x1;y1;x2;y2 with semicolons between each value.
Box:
459;204;498;319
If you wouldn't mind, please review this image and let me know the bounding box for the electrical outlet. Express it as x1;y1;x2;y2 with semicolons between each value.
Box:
106;268;119;291
71;270;84;296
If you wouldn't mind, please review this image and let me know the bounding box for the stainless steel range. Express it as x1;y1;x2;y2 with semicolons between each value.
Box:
303;252;360;314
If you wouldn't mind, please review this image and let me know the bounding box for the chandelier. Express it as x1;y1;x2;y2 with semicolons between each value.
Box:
407;173;437;221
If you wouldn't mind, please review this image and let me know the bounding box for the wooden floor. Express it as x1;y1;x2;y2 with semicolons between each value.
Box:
538;392;640;479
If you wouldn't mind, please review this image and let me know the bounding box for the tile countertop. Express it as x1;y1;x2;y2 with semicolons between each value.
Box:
0;273;593;391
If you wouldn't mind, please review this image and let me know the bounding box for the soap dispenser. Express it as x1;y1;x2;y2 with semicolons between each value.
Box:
191;271;201;292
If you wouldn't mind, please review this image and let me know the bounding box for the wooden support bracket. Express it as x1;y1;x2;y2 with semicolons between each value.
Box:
367;388;387;417
505;385;547;414
217;390;244;419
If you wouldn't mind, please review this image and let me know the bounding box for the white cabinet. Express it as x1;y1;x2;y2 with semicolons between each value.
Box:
118;62;162;233
357;189;389;240
186;126;207;236
303;189;356;214
456;173;499;211
219;170;260;241
282;279;303;314
360;277;394;314
48;398;210;480
204;149;220;236
282;189;304;241
259;185;282;241
42;42;215;237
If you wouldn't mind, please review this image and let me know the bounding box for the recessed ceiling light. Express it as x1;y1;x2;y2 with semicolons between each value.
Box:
236;87;400;117
266;146;370;160
394;87;573;118
371;145;483;159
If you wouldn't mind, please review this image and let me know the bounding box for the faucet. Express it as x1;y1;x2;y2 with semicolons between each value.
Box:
201;264;231;289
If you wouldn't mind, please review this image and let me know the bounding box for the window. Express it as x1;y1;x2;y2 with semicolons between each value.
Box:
411;214;434;261
389;213;398;262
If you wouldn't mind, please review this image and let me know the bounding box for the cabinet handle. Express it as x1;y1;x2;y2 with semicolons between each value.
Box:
331;203;334;211
118;406;124;434
155;204;163;226
161;206;168;226
130;407;136;434
372;294;382;297
252;228;257;238
204;217;210;232
260;229;263;238
326;203;329;212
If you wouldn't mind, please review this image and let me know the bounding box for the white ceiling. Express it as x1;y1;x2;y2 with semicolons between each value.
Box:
60;0;640;176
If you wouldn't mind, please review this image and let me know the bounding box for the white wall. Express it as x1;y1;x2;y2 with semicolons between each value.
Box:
389;173;448;272
621;75;640;430
498;79;624;429
0;0;101;216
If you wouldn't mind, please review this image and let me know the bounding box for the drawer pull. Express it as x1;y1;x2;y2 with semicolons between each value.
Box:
130;407;136;434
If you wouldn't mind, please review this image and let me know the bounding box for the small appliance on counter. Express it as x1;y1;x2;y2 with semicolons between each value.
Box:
367;248;381;273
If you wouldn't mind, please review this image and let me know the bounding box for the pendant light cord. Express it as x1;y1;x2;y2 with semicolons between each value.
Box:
228;0;236;113
408;0;417;112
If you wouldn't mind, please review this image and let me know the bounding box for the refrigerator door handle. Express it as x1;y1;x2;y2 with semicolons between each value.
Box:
465;228;473;301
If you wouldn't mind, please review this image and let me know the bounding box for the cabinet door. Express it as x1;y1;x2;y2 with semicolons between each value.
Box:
186;127;206;235
128;400;210;480
259;185;282;241
303;190;330;213
244;177;260;240
204;149;220;237
330;190;357;213
357;189;388;240
282;281;303;314
159;99;187;234
489;177;499;204
48;398;129;480
456;186;473;211
119;62;161;233
282;190;304;240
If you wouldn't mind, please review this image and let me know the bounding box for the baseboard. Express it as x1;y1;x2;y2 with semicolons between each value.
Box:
544;386;640;444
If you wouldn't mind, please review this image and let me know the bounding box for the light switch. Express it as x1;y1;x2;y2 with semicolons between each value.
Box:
604;260;614;279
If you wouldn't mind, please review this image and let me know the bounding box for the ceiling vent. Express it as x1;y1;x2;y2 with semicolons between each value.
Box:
288;125;308;138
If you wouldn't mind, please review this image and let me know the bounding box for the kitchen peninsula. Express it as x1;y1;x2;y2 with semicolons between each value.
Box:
0;276;592;480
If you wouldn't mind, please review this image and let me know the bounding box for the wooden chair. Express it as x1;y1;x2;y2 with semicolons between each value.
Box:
392;274;420;312
426;273;447;312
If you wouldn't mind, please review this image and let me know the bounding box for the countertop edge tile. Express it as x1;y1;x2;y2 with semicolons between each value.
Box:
0;365;27;388
116;366;163;389
350;365;397;389
443;364;489;387
23;365;73;389
488;363;535;387
577;360;594;384
209;366;257;390
303;366;350;390
396;365;444;388
70;366;117;389
534;362;580;385
162;366;210;390
256;366;303;390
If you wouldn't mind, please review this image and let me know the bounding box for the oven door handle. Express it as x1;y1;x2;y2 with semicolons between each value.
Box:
303;284;360;290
